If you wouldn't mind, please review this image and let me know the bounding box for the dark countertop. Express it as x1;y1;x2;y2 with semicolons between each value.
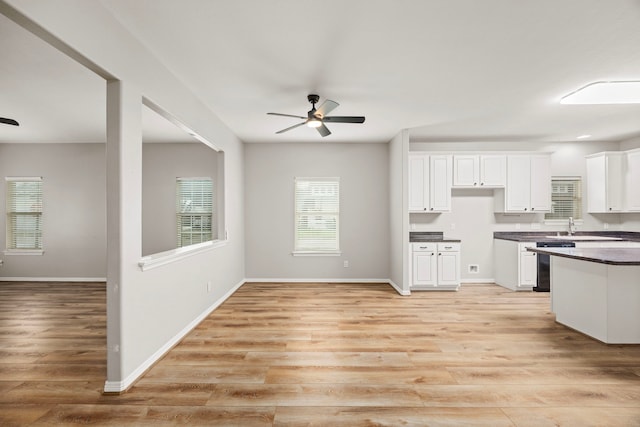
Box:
410;232;461;243
527;247;640;266
494;231;640;243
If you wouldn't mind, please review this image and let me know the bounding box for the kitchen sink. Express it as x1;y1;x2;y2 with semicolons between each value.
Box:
545;235;623;241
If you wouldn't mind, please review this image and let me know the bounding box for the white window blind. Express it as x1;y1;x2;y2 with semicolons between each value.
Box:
545;177;582;220
176;178;214;247
6;177;43;251
294;177;340;252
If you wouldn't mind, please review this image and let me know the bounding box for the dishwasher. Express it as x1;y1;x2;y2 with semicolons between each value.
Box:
535;241;575;292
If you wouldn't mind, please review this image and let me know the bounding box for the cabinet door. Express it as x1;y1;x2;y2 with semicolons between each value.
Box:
506;155;531;212
453;155;479;186
413;251;437;286
529;155;551;212
519;252;537;287
606;154;624;212
437;251;460;286
627;151;640;211
429;155;452;212
408;154;429;212
479;155;506;187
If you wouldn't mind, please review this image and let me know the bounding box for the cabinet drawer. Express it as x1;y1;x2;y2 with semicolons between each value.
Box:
519;242;536;252
437;242;460;252
412;243;437;252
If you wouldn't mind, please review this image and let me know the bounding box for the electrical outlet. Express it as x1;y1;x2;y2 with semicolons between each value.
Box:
207;281;212;292
343;260;349;268
468;264;479;274
604;223;609;230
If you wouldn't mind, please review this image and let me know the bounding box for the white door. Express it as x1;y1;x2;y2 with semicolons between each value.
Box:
506;155;531;212
413;251;437;286
453;155;478;186
627;151;640;211
519;252;537;287
429;155;452;212
479;155;506;187
437;251;460;286
530;155;551;212
408;154;429;212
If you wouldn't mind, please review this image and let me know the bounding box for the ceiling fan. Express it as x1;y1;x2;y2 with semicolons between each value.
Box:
267;94;365;137
1;117;19;126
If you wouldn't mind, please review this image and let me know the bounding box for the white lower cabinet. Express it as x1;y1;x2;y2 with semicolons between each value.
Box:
494;239;537;291
410;242;460;291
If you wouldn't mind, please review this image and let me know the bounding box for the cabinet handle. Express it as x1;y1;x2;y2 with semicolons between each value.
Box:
419;246;428;249
438;253;442;256
444;246;452;249
430;207;434;211
474;182;477;186
531;207;535;211
431;252;434;256
480;182;484;186
524;208;528;211
423;208;427;211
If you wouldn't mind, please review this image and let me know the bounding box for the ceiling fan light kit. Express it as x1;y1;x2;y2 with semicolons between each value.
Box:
267;94;365;137
560;81;640;104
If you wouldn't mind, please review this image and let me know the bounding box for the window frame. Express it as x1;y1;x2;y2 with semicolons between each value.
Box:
5;176;44;255
544;176;583;224
176;177;214;248
292;177;341;256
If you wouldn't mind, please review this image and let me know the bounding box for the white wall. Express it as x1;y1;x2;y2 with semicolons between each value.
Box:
389;130;409;294
2;0;245;391
142;143;219;256
409;140;621;282
244;142;389;281
0;143;106;279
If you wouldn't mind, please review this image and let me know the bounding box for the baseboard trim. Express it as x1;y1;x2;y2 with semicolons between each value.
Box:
245;278;391;284
0;277;106;282
103;278;245;393
387;279;410;296
461;278;495;284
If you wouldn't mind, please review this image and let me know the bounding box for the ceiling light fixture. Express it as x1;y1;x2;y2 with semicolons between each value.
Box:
560;81;640;104
576;134;592;139
307;119;322;128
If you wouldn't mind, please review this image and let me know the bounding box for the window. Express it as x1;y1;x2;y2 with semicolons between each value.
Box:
5;177;43;253
545;177;582;221
176;178;214;247
294;177;340;254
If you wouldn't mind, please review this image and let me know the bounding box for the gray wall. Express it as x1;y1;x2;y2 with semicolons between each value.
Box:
142;142;219;256
409;140;622;282
245;142;389;280
0;143;106;279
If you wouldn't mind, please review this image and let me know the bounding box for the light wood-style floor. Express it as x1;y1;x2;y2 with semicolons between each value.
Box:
1;281;640;426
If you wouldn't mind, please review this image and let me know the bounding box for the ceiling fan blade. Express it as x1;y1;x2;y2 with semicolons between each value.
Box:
267;112;307;119
315;100;339;117
276;122;306;134
322;116;365;124
316;123;331;137
0;117;19;126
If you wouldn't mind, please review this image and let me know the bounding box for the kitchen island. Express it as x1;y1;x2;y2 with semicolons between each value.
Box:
527;246;640;344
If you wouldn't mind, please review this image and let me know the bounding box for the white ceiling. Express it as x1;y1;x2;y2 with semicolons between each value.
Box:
2;0;640;145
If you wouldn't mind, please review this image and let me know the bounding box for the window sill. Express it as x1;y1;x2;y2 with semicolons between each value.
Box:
3;249;44;256
138;239;227;271
291;251;342;257
543;219;584;226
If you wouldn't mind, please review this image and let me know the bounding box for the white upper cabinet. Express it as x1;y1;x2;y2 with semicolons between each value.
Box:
586;152;624;213
430;155;452;212
408;153;429;212
495;154;551;213
625;149;640;212
453;154;505;187
408;153;452;212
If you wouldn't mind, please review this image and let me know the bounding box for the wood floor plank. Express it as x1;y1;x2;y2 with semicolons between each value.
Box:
2;281;640;425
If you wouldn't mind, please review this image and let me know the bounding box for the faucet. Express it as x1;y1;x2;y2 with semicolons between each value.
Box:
568;217;575;236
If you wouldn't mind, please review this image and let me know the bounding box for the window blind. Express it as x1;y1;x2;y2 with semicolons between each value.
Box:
546;178;582;220
6;177;43;250
294;177;340;252
176;178;214;247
